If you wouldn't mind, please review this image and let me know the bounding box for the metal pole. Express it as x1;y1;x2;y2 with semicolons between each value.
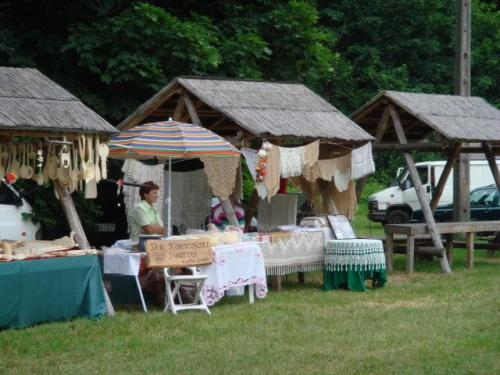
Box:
167;157;172;237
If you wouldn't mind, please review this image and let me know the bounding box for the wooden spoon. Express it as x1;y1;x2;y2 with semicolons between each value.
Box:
94;135;101;182
98;142;109;179
0;145;5;179
85;134;95;182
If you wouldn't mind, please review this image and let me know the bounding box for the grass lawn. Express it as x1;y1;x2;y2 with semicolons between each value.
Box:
1;212;499;374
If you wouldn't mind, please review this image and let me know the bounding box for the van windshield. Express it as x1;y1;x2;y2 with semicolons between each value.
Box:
400;166;429;187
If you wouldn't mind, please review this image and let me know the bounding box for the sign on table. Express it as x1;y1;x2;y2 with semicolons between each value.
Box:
146;239;213;268
327;215;356;239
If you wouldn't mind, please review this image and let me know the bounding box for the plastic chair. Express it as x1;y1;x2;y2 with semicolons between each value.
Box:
163;267;210;315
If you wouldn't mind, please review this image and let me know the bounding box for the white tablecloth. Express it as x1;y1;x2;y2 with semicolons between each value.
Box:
103;252;143;276
199;242;268;306
255;229;326;275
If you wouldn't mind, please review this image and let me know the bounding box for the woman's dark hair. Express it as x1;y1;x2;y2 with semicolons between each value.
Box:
139;181;160;200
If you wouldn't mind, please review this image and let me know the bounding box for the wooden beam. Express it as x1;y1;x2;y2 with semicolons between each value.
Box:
181;99;204;123
316;179;338;214
184;94;202;126
220;198;239;227
389;105;451;274
209;117;226;130
244;189;260;232
356;106;390;200
173;93;186;121
482;142;500;193
430;142;462;212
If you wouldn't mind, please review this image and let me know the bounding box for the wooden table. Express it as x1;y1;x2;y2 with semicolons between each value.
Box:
385;221;500;273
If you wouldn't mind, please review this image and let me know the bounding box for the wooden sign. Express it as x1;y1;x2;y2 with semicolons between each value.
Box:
327;215;356;239
145;239;213;268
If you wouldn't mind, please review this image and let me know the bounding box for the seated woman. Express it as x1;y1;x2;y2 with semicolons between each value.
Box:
128;181;165;241
128;181;166;305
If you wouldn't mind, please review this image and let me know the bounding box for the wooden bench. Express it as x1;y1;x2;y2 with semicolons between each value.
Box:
384;221;500;273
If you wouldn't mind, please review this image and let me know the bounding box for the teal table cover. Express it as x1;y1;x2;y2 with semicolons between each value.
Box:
324;239;387;291
0;255;106;329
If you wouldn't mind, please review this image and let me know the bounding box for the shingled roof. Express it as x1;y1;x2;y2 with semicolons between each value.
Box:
0;67;118;136
351;90;500;143
118;76;373;144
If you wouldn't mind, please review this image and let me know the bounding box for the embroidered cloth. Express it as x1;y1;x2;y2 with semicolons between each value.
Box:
302;140;320;168
279;145;304;178
256;229;326;275
351;142;375;179
200;157;239;200
199;242;268;306
241;147;259;181
263;146;281;201
325;239;386;272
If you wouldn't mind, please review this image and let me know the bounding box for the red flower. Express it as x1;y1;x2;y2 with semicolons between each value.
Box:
5;172;17;184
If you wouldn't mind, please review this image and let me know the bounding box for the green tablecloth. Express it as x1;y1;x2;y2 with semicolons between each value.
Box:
324;239;387;291
0;255;106;329
324;268;387;291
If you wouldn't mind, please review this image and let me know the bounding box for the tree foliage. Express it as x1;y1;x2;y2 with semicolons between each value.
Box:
1;0;499;236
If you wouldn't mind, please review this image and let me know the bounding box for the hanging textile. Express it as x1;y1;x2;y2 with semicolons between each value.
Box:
170;169;212;232
257;194;298;232
200;157;239;200
122;159;165;233
331;153;351;192
351;142;375;179
326;180;357;219
279;145;304;178
302;140;320;168
263;146;281;201
241;147;259;181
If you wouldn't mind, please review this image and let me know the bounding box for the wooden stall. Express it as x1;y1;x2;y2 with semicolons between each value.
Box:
351;91;500;273
116;77;375;289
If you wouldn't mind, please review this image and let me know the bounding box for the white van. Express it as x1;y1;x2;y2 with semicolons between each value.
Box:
368;160;500;224
0;180;41;241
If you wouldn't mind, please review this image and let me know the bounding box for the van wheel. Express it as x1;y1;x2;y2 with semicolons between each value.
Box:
386;210;410;224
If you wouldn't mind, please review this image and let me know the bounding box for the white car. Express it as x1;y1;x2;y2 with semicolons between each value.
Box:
0;180;41;241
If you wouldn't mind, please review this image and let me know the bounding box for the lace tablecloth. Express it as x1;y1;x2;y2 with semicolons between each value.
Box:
325;239;386;271
103;252;143;276
254;230;326;275
199;242;268;306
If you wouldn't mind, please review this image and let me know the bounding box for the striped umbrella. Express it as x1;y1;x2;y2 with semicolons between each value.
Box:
108;120;240;236
108;120;240;159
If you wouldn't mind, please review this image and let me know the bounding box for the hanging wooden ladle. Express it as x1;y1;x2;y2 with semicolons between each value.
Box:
0;145;5;179
98;141;109;179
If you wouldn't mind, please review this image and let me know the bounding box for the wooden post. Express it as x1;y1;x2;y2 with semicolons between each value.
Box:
220;198;239;227
54;182;90;249
356;107;390;201
453;0;472;224
184;94;202;126
173;93;186;121
385;232;394;272
482;142;500;193
316;179;339;214
445;233;454;266
244;189;260;232
466;232;474;268
406;235;415;273
389;105;451;274
430;142;462;212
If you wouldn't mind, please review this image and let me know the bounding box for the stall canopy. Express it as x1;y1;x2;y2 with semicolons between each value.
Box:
117;76;373;145
351;90;500;274
0;67;118;138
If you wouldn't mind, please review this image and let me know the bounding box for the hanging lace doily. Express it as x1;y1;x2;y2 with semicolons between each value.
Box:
200;157;239;200
263;146;281;201
302;140;320;167
241;147;259;181
279;146;304;178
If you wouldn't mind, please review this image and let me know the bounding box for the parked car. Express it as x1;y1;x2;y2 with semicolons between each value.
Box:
412;185;500;222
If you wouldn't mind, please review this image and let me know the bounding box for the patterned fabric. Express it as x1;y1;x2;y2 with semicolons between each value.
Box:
109;120;240;159
256;230;326;275
263;146;281;201
279;145;304;178
325;239;386;272
200;156;239;200
302;140;320;168
326;180;357;219
128;201;163;241
103;252;143;276
241;147;259;181
351;142;375;179
199;243;268;306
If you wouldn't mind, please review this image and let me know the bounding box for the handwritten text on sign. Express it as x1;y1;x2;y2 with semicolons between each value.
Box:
146;239;213;268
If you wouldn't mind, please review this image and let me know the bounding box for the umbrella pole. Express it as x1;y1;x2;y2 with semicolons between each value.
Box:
167;157;172;237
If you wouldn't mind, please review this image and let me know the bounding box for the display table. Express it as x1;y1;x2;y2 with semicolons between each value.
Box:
324;239;387;291
254;229;326;275
199;242;268;306
103;252;148;313
0;255;107;329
